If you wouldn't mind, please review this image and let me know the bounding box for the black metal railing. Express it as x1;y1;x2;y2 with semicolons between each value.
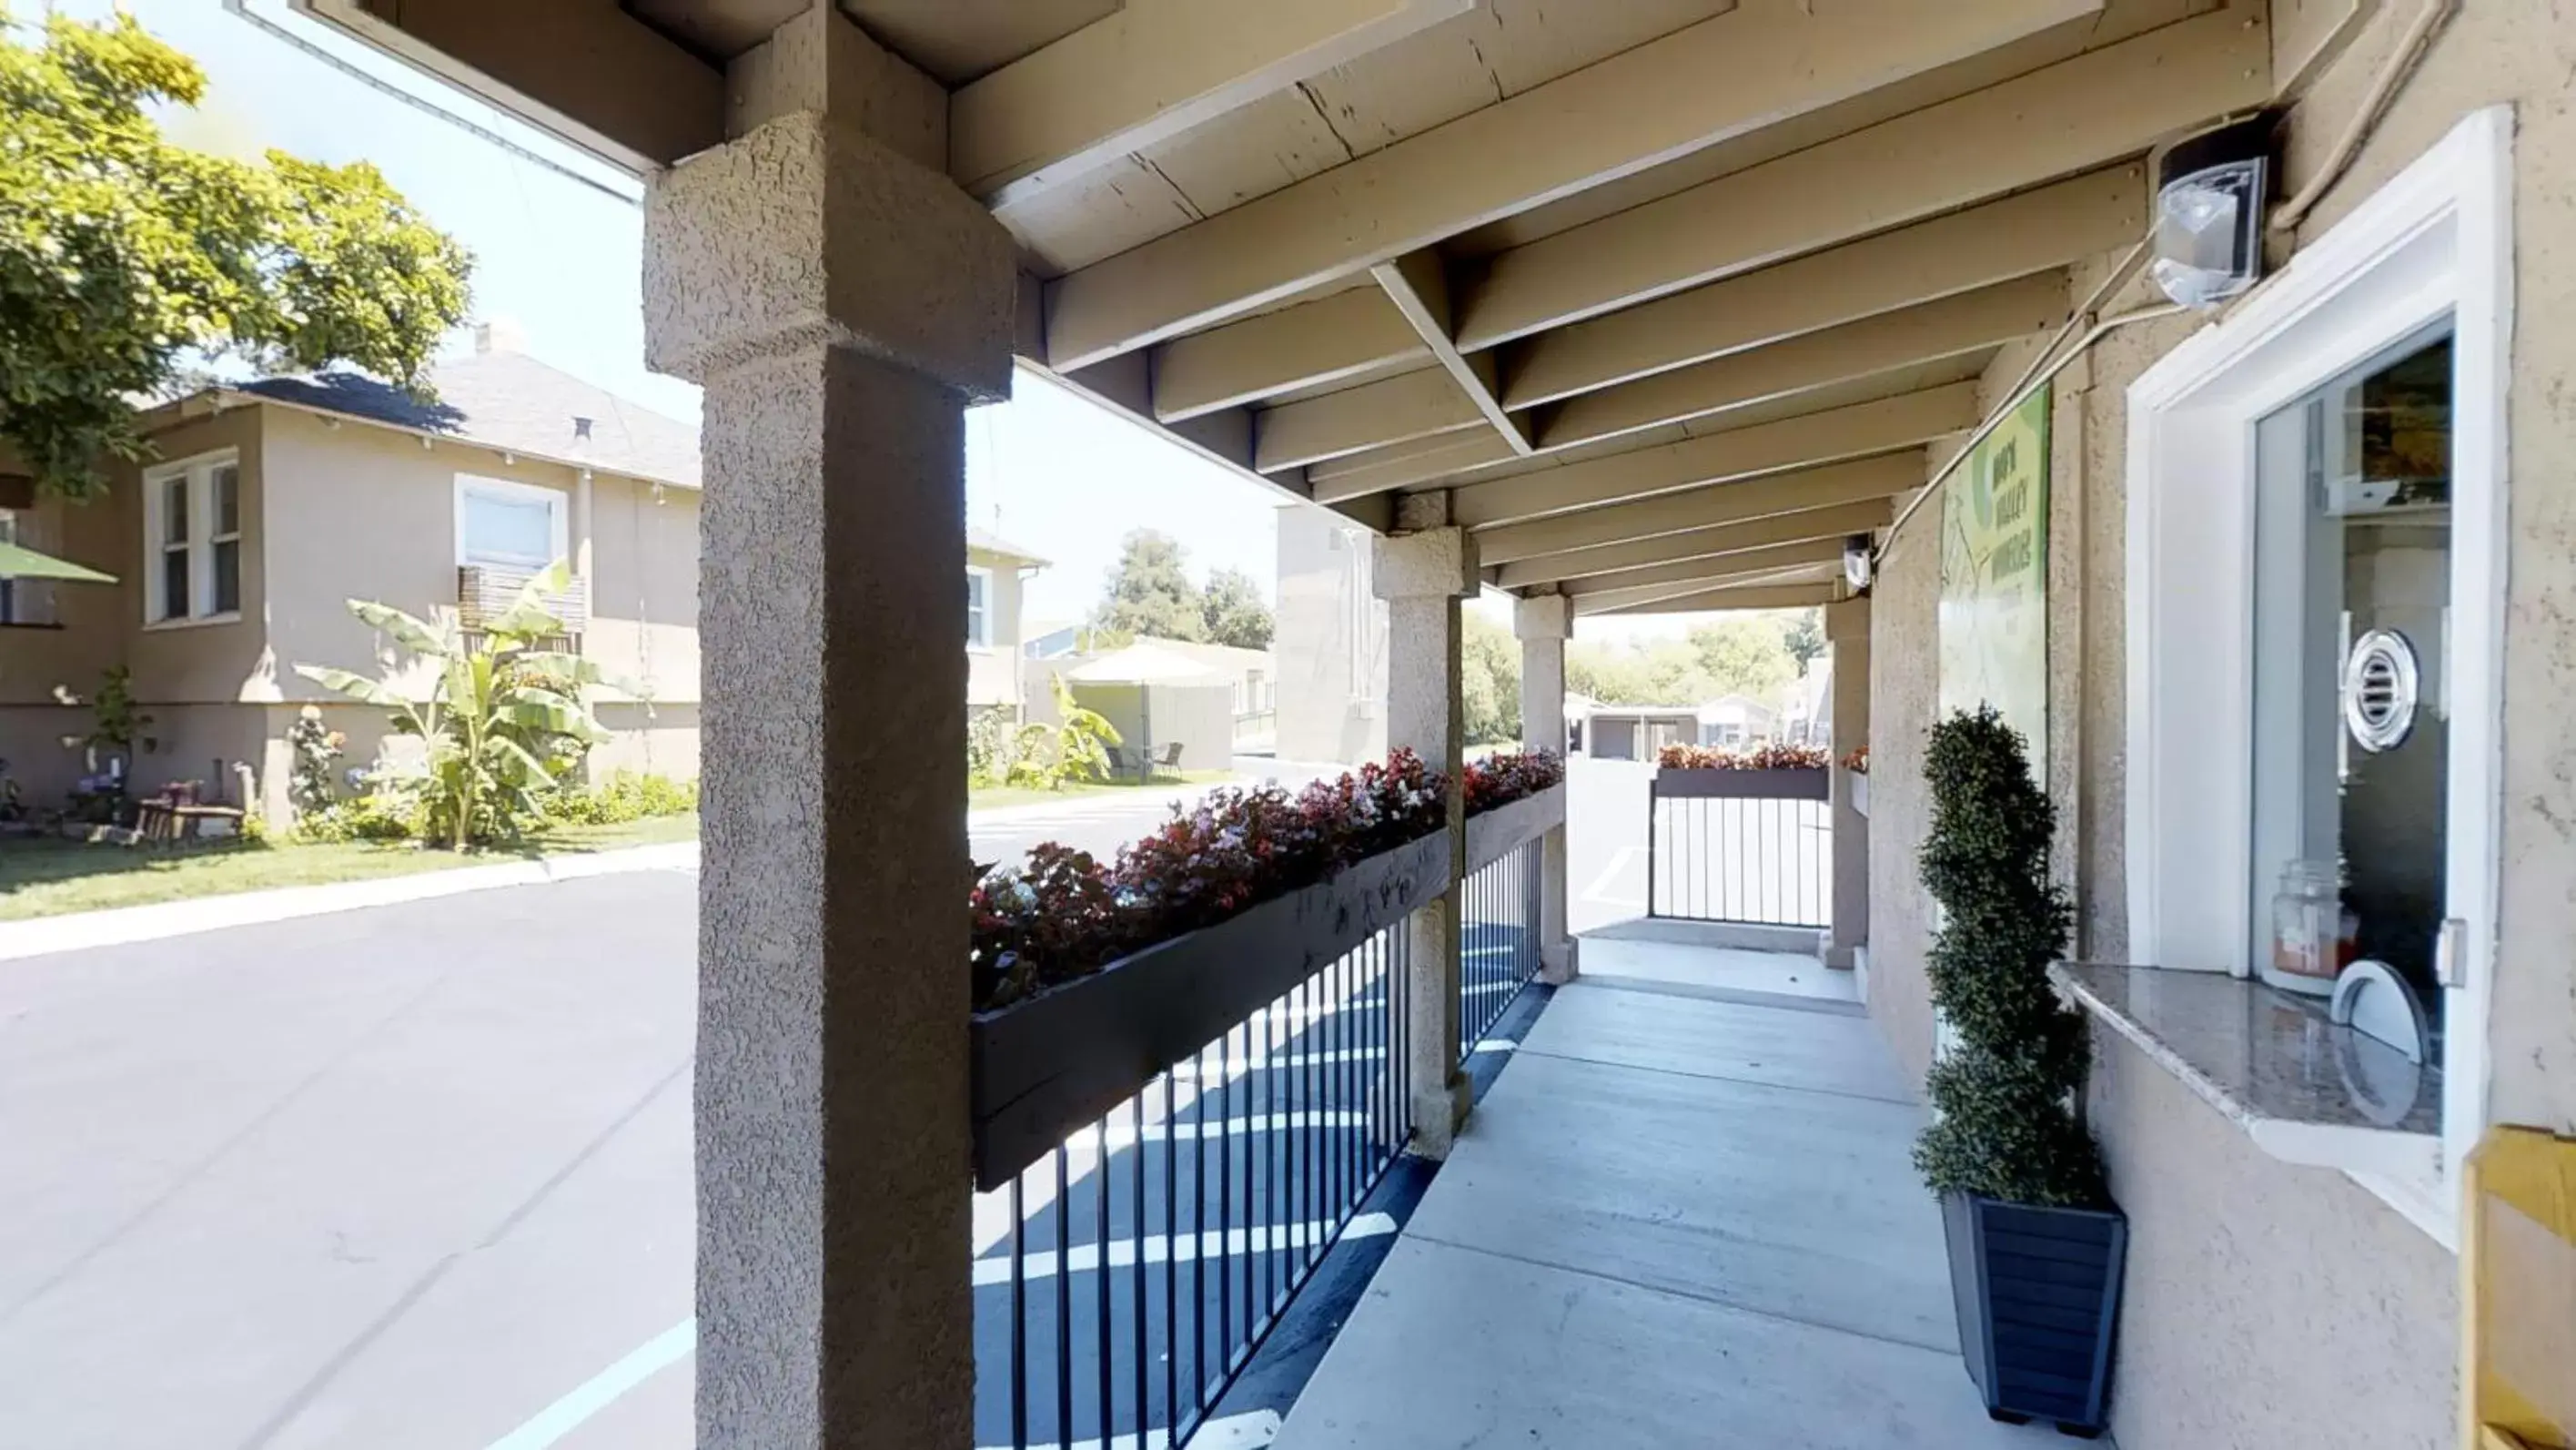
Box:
1459;837;1542;1060
1648;774;1832;928
975;925;1412;1449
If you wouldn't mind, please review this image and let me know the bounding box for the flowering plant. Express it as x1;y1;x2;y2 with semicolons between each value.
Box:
971;747;1565;1011
1462;747;1564;814
1656;742;1830;771
1842;745;1869;775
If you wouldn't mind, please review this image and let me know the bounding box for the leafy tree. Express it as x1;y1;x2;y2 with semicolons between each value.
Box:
296;562;634;850
1685;614;1794;700
1783;609;1827;670
1199;567;1274;651
1;10;473;499
1462;612;1520;745
1093;529;1207;642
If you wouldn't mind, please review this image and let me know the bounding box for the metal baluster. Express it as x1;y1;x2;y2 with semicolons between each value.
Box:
1011;1174;1028;1450
1097;1105;1113;1448
1215;1026;1230;1404
1164;1067;1178;1449
1133;1090;1147;1449
1055;1145;1071;1450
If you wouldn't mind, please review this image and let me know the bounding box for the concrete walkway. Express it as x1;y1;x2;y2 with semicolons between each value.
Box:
1273;937;2075;1449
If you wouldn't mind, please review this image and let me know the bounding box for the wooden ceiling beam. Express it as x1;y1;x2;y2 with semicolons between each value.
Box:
1371;251;1535;456
1539;272;2064;451
1575;579;1843;617
291;0;722;172
1560;537;1851;597
1040;0;2103;369
1494;498;1894;590
1453;383;1975;530
1500;167;2142;409
1455;8;2272;350
954;0;1474;204
1310;432;1520;505
1479;451;1924;566
1252;367;1486;473
1152;289;1429;422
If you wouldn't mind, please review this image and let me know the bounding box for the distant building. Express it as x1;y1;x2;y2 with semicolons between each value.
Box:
1272;505;1387;766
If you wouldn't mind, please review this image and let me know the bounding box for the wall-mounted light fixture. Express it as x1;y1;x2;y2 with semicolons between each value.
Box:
2150;112;2278;309
1843;534;1875;593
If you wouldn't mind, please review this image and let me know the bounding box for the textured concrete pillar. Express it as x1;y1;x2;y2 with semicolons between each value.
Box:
1374;496;1477;1157
643;13;1014;1444
1825;598;1873;969
1515;592;1577;985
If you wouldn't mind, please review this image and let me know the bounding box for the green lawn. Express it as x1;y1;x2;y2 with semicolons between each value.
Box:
0;813;699;923
968;769;1236;812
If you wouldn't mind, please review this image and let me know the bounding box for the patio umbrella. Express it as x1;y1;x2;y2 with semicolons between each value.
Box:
0;540;115;583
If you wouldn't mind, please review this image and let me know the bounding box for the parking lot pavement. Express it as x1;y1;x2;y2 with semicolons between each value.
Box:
0;757;1554;1449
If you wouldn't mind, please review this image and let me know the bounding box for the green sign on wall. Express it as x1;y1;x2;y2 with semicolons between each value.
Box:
1938;384;2049;776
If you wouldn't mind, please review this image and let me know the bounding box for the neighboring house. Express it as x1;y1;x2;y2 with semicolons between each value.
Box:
1696;694;1781;747
966;528;1049;715
1019;616;1083;660
1580;705;1697;761
0;323;702;824
1273;503;1388;766
1;325;1051;825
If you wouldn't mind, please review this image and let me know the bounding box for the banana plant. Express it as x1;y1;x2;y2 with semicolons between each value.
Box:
296;560;641;849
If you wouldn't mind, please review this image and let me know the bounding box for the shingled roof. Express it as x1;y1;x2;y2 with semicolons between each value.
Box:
234;340;700;490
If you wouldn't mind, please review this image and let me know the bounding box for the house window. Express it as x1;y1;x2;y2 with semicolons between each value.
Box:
143;452;241;624
2122;108;2510;1242
966;566;992;649
454;475;567;572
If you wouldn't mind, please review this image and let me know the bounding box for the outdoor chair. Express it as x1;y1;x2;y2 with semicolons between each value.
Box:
1151;743;1184;780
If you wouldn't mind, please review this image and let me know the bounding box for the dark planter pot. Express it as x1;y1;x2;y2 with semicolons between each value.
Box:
970;828;1452;1190
1650;766;1829;801
1942;1191;2126;1437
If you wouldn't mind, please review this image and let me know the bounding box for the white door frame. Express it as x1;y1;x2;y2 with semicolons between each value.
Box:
2124;106;2512;1241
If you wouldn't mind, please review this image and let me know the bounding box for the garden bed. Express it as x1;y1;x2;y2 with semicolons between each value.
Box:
1464;782;1564;874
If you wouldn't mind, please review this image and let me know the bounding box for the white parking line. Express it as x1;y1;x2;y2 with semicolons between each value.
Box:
977;1408;1282;1450
1581;846;1645;906
971;1212;1399;1286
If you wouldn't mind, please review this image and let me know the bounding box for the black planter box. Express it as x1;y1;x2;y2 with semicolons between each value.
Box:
970;828;1452;1191
1464;782;1563;873
1942;1191;2126;1437
1650;766;1829;801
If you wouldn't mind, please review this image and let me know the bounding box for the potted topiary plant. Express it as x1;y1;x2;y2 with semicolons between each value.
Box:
1914;706;2126;1438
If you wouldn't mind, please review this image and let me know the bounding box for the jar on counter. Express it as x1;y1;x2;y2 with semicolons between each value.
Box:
2268;857;2359;997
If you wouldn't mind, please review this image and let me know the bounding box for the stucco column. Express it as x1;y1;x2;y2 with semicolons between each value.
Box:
1825;598;1872;969
1373;496;1477;1158
641;14;1014;1445
1515;591;1577;984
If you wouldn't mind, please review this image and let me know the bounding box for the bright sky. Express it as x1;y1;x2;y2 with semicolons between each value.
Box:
80;0;1281;624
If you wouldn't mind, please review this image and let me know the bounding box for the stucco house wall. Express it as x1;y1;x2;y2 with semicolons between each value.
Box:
0;406;272;806
967;549;1031;711
1273;503;1389;766
1864;8;2576;1447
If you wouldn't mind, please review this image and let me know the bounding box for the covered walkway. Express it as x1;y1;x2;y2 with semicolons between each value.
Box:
1276;936;2070;1448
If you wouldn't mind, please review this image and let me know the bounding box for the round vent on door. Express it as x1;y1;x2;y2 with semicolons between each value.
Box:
2342;629;2420;754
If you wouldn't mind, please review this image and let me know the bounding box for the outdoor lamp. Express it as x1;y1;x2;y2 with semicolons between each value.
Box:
1843;534;1874;593
2150;113;2278;309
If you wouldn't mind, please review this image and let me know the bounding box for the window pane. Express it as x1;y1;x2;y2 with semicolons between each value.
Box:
2249;330;2453;1007
965;573;987;644
162;476;189;545
212;539;240;615
162;547;189;621
461;491;554;566
213;465;240;537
